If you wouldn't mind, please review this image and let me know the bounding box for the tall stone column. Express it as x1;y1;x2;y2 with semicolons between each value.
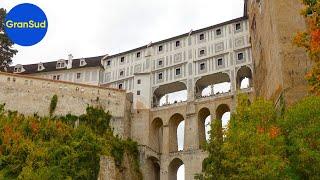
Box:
184;113;199;151
187;78;194;101
162;125;170;154
184;102;199;151
230;69;237;93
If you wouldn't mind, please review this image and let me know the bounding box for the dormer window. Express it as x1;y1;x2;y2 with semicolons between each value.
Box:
56;60;66;69
14;67;22;73
80;59;86;66
14;65;23;73
38;63;44;71
107;60;111;66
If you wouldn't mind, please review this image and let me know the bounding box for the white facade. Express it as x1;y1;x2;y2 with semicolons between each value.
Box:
101;17;253;109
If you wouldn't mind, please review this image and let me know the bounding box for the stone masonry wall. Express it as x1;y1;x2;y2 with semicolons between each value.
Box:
0;72;131;137
247;0;313;106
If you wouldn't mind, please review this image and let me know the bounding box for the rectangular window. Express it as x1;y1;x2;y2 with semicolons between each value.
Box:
218;58;223;66
118;84;123;89
200;49;205;56
158;45;163;52
137;79;141;84
137;90;141;95
136;52;141;58
175;68;181;75
76;73;81;79
107;60;111;66
120;57;125;63
199;34;205;40
237;52;244;60
57;75;60;80
158;73;163;80
120;71;124;76
176;41;180;47
236;23;241;31
200;63;205;70
53;75;57;80
216;29;222;36
158;60;163;66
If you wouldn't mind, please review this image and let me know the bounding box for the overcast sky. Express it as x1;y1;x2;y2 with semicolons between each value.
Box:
2;0;244;65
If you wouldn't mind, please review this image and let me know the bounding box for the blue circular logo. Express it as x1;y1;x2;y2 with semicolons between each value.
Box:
4;3;48;46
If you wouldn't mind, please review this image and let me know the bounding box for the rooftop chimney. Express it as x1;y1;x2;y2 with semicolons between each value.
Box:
67;54;73;69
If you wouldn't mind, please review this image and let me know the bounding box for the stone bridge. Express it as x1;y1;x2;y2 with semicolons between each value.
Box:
133;88;254;180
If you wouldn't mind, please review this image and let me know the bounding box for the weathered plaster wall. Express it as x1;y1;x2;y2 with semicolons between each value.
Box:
247;0;313;106
0;72;131;137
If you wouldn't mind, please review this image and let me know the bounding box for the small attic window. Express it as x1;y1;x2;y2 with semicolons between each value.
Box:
80;59;86;66
38;64;44;71
14;65;23;73
14;67;22;73
56;60;66;69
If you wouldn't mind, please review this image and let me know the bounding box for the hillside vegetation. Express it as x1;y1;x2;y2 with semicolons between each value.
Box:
0;99;142;179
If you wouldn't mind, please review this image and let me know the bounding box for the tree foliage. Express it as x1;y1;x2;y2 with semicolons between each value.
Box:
0;105;142;180
49;95;58;117
294;0;320;95
197;95;320;179
0;8;18;67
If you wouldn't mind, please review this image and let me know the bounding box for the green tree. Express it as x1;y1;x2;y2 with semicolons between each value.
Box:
0;8;17;68
198;95;291;179
282;96;320;179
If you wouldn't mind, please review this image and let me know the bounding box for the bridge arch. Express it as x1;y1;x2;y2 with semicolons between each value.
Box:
236;65;253;90
198;107;211;148
169;113;185;153
216;104;231;129
150;117;164;153
153;81;187;107
195;72;231;98
168;158;184;180
145;156;160;180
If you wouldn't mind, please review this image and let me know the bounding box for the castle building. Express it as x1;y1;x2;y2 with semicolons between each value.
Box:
0;0;312;179
5;54;104;86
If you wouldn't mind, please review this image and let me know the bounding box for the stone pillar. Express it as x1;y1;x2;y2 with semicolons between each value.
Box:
185;102;199;151
162;125;170;154
230;69;237;93
184;113;199;150
160;155;169;180
187;79;194;101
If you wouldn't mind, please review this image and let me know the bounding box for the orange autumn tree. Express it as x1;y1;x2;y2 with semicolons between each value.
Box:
294;0;320;95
